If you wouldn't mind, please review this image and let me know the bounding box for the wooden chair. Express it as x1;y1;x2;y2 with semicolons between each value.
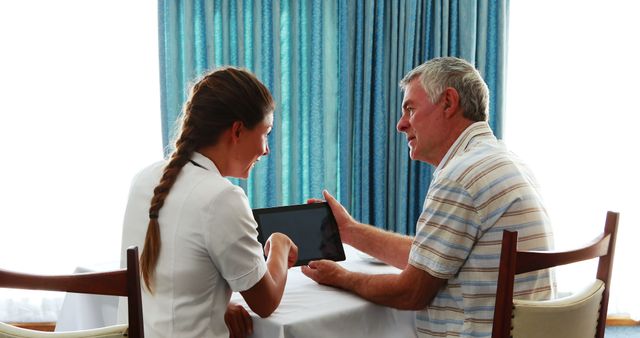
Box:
492;211;619;338
0;246;144;338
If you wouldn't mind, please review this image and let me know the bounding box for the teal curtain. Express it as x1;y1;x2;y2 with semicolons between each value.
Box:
158;0;508;234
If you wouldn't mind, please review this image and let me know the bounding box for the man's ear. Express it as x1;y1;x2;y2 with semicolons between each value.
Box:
442;87;460;118
230;121;243;143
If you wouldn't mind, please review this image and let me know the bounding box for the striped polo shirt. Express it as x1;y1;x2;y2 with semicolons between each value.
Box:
409;122;555;337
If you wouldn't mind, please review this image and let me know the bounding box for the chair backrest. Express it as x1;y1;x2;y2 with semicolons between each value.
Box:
492;211;619;338
0;246;144;338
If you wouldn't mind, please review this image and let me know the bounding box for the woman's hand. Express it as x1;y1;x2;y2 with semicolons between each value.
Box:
224;303;253;338
264;233;298;268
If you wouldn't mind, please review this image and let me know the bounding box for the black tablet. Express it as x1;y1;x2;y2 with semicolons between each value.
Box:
252;202;346;266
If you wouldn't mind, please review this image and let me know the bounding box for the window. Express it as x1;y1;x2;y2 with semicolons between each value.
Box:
0;1;161;321
506;0;639;318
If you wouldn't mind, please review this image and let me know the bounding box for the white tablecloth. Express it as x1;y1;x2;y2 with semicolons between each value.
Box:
56;245;416;337
230;245;417;337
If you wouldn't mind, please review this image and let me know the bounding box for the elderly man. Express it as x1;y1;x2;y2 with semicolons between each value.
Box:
302;57;554;337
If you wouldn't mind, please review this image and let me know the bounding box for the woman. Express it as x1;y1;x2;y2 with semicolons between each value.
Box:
119;67;298;338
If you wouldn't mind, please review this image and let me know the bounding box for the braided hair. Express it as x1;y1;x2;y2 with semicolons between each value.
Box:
140;67;274;292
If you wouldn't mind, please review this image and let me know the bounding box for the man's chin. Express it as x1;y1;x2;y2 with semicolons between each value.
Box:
408;149;417;161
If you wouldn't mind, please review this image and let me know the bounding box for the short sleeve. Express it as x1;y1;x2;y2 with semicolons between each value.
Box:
409;178;481;279
205;186;267;292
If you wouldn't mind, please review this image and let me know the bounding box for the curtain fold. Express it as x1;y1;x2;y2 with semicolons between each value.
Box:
158;0;508;234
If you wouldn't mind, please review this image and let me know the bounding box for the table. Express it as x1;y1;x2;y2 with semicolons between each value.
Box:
229;245;416;337
56;246;416;337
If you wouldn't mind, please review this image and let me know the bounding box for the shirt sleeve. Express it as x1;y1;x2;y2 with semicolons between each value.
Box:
409;178;481;279
205;185;268;292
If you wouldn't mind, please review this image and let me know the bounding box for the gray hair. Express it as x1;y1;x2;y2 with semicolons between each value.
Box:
400;57;489;122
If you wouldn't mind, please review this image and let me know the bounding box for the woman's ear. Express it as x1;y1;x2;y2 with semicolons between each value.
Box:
230;121;243;143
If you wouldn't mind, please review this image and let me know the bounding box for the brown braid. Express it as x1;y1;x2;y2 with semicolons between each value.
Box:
140;131;196;291
139;67;274;292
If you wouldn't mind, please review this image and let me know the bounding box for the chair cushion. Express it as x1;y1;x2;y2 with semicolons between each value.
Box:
0;322;128;338
510;279;604;338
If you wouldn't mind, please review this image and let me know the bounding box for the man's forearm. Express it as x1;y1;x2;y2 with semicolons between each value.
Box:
337;268;433;311
346;222;413;269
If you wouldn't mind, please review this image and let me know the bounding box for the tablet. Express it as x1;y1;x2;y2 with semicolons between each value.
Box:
252;202;346;266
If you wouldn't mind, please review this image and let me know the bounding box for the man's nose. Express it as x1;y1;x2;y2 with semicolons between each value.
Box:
263;143;270;156
397;114;408;133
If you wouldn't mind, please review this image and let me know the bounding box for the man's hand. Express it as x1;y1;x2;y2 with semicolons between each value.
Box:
307;190;359;244
301;259;348;288
224;303;253;338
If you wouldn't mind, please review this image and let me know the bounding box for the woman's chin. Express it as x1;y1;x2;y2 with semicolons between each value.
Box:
226;170;249;179
233;172;250;180
229;163;256;179
239;169;251;179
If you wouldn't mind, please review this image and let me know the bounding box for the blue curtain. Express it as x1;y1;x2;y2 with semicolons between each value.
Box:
158;0;508;234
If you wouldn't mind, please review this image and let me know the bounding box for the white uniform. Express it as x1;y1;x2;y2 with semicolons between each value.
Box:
118;152;267;338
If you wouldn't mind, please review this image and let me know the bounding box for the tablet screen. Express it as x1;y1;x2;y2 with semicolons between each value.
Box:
252;202;346;266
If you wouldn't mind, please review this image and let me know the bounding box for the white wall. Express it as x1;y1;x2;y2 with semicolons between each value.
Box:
506;0;640;318
0;1;161;321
